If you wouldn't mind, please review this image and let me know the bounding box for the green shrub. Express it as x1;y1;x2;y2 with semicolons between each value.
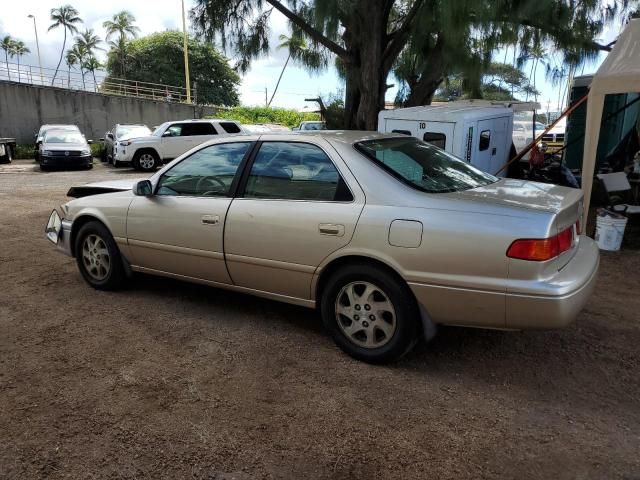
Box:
14;144;34;160
211;106;320;129
91;143;104;158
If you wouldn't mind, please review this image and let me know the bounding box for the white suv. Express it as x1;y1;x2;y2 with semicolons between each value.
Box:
112;119;246;171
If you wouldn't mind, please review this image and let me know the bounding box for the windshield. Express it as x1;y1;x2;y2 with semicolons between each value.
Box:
356;137;497;193
302;122;326;130
116;125;151;140
44;131;85;144
152;124;167;136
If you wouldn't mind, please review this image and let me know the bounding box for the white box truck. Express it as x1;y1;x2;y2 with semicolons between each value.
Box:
378;101;538;176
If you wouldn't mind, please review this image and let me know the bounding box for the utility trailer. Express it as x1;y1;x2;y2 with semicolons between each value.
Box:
378;101;539;176
0;137;16;163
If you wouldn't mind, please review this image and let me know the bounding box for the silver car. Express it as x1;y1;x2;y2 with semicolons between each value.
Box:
39;129;93;171
45;131;599;363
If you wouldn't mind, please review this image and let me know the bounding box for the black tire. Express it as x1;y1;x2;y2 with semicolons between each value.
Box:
74;221;126;290
132;150;159;172
320;263;421;364
101;148;107;162
5;146;12;163
39;164;48;171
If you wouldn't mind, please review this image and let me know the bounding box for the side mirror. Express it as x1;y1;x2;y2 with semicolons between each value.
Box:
162;130;172;137
107;132;114;140
87;139;94;144
133;180;153;196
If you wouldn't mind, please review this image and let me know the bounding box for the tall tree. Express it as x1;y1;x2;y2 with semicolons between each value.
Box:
64;48;78;88
82;56;102;90
268;33;308;106
69;43;87;89
12;40;30;82
103;10;139;78
1;35;15;81
48;5;83;86
75;29;102;57
104;31;241;106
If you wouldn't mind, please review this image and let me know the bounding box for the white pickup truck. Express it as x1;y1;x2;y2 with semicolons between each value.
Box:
112;119;246;171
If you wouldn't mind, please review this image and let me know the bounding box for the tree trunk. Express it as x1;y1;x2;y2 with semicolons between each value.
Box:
52;29;66;86
67;67;71;88
268;53;290;107
404;36;446;107
92;70;97;91
4;52;10;81
17;57;20;82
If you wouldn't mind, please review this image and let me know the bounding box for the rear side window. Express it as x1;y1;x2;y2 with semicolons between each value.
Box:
479;130;491;151
220;122;242;134
392;129;412;136
243;142;352;201
182;122;217;136
423;132;446;149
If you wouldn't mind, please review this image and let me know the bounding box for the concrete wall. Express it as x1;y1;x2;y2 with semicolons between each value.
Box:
0;81;221;144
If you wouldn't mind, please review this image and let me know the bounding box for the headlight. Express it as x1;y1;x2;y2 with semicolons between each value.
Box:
43;150;54;156
81;149;91;156
119;140;132;146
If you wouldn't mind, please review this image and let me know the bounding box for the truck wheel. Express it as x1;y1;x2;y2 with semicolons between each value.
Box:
5;146;12;163
133;150;159;172
320;263;421;364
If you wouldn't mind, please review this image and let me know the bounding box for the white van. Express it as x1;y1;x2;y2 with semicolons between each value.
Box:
378;102;538;176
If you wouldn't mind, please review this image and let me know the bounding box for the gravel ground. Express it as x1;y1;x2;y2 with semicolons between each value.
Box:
1;159;639;479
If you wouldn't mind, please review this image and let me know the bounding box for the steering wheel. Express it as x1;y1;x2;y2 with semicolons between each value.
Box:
196;175;227;195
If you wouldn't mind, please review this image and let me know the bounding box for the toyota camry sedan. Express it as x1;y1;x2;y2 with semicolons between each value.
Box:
45;131;599;363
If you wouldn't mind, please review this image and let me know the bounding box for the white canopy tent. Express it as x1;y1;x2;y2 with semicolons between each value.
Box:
581;18;640;221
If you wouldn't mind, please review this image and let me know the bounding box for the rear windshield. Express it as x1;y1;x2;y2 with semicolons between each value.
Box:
356;137;497;193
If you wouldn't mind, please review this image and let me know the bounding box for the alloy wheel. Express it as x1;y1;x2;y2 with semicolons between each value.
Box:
81;234;111;281
335;281;397;348
139;154;155;170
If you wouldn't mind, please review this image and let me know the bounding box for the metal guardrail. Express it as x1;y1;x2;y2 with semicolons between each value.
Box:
0;61;190;103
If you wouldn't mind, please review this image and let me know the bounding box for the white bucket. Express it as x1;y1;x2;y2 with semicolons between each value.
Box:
595;210;628;251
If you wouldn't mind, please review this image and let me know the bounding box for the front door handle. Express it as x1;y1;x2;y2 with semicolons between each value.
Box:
201;214;220;225
319;223;345;236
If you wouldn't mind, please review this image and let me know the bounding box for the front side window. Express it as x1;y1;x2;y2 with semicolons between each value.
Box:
243;142;352;201
164;124;184;137
356;137;497;193
156;142;251;197
423;132;446;149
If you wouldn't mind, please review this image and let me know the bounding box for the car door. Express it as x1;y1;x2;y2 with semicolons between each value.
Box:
224;139;365;300
160;123;192;160
126;141;253;284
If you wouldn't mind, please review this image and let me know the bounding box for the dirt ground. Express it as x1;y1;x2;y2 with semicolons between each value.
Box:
0;159;639;480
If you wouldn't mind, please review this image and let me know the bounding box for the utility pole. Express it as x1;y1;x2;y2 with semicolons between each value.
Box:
265;87;268;107
27;14;43;85
181;0;191;103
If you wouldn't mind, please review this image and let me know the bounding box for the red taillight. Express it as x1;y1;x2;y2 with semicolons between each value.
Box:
507;226;575;261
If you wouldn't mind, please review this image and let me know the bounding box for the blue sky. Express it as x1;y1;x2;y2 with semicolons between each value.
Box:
0;1;624;112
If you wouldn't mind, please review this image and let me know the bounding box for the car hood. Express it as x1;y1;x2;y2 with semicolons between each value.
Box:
67;178;143;198
450;178;582;213
43;143;89;150
123;135;156;143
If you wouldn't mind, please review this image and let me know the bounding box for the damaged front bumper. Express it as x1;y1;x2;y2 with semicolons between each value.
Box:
45;209;73;257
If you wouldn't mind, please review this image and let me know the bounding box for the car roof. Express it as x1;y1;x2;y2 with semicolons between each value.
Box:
217;130;403;145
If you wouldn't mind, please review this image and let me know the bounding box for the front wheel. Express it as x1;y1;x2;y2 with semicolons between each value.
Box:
320;264;420;364
75;221;126;290
133;150;159;172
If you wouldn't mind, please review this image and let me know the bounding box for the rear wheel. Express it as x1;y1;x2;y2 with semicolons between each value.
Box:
320;264;420;364
133;150;159;172
75;221;126;290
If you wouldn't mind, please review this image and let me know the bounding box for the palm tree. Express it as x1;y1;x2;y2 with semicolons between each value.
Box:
12;41;30;82
82;56;101;91
103;11;139;79
69;43;87;89
267;34;307;107
48;5;83;86
64;49;78;88
1;35;15;81
75;29;102;57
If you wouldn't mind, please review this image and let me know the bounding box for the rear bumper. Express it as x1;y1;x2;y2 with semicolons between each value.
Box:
505;236;599;329
408;236;599;330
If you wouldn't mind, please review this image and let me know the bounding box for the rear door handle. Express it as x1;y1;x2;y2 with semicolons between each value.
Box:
319;224;345;236
201;214;220;225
